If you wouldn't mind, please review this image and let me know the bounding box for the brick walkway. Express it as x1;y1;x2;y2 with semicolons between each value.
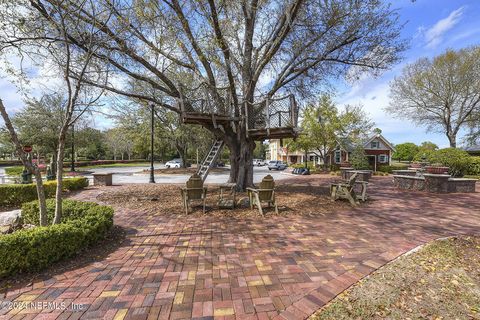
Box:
2;176;479;320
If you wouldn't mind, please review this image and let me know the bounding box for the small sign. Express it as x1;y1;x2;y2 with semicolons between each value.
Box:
23;145;33;153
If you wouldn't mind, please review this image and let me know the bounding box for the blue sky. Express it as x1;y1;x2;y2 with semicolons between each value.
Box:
337;0;480;148
1;0;480;147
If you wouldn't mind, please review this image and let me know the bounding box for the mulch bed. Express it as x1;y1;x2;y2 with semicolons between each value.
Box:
97;181;350;217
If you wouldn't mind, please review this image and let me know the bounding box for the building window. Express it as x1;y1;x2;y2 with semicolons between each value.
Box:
371;141;379;149
334;150;341;164
378;154;388;163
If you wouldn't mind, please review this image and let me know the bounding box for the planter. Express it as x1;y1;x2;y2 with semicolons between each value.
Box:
410;163;422;168
425;166;449;174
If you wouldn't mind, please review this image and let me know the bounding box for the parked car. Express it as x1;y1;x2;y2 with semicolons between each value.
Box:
213;160;225;167
253;159;266;166
268;160;287;170
165;159;182;168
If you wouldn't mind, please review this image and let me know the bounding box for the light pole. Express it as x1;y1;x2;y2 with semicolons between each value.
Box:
149;103;155;183
70;124;75;172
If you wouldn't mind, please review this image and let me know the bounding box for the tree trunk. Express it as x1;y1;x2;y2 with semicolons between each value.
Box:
225;134;255;191
0;99;48;226
447;133;457;148
53;130;67;224
175;141;188;168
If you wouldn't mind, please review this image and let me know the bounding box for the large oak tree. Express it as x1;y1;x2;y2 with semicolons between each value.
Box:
1;0;406;189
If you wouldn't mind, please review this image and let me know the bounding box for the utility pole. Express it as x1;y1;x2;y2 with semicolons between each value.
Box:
149;103;155;183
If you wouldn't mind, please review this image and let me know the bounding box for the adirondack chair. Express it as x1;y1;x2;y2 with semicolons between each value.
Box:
247;175;278;216
180;173;207;214
330;172;360;206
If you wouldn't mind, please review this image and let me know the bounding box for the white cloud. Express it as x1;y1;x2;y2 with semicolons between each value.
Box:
422;6;465;48
449;27;480;43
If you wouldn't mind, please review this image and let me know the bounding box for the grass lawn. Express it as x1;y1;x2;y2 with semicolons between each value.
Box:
311;236;480;320
74;162;152;170
390;160;411;167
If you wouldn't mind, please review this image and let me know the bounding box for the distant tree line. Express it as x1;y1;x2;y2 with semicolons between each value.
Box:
0;96;217;165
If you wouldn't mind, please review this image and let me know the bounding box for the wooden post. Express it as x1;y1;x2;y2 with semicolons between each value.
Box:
265;98;270;137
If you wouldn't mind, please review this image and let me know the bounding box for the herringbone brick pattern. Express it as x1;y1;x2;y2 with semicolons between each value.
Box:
1;176;479;320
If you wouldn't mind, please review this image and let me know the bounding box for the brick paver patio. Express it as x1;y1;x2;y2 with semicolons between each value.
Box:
1;176;479;320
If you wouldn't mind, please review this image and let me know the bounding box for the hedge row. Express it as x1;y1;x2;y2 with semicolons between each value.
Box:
0;199;113;277
0;177;89;207
22;198;98;225
0;160;22;166
67;159;146;167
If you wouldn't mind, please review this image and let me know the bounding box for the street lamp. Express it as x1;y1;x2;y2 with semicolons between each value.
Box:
149;103;155;183
70;124;75;172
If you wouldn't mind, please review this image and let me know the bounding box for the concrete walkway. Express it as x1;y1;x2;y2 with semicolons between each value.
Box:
2;176;479;320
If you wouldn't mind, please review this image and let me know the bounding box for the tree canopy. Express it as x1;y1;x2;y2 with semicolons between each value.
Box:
387;46;480;147
291;94;374;168
392;142;418;161
0;0;407;188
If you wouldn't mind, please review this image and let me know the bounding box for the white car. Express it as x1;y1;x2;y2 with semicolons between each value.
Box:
268;160;287;170
165;159;182;168
253;159;266;166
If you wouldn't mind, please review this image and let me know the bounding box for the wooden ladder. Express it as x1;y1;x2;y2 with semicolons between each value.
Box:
197;139;224;182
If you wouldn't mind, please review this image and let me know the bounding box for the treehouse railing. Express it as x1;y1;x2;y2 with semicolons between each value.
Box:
245;94;298;131
177;86;299;138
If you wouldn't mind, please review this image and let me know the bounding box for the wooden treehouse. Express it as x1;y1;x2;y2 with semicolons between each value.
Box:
176;87;300;181
177;88;300;140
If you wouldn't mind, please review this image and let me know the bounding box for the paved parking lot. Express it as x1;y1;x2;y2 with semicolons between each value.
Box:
82;165;291;185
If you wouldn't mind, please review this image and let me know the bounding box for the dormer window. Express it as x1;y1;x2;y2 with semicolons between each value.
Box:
371;141;379;149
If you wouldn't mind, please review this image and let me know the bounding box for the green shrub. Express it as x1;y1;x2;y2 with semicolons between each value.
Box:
0;200;113;277
413;149;436;162
467;156;480;175
22;199;98;225
428;148;472;177
0;177;89;207
63;177;89;190
291;163;317;170
350;145;370;170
